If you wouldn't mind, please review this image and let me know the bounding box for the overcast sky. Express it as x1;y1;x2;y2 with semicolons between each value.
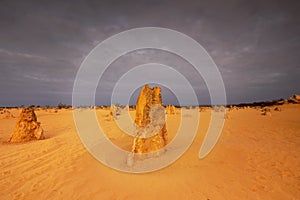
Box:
1;0;300;106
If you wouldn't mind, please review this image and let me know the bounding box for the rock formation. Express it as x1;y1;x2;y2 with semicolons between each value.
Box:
132;85;167;154
274;107;281;111
107;104;121;121
166;105;175;115
124;105;129;111
261;107;271;116
0;109;14;119
111;104;121;117
288;94;300;104
294;94;300;101
9;107;44;143
212;106;226;112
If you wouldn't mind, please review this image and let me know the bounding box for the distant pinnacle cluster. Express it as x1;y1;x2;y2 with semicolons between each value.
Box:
166;105;176;115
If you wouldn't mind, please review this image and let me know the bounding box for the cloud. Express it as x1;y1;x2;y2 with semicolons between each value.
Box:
0;0;300;106
0;49;49;60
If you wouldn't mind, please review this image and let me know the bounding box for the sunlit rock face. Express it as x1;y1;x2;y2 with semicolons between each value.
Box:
166;105;175;115
107;104;121;121
9;107;44;143
132;85;167;154
294;94;300;101
0;109;14;119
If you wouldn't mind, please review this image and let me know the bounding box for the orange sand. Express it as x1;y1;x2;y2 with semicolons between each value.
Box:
0;104;299;199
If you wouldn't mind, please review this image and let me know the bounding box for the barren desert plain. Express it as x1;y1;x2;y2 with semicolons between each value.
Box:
0;101;299;200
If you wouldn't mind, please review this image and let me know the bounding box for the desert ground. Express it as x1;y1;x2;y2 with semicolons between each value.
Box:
0;104;299;199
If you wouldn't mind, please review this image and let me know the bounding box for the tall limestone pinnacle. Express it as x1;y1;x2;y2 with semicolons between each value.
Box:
9;107;44;143
132;85;168;154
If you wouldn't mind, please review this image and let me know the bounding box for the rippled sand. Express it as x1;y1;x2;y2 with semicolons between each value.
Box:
0;104;299;199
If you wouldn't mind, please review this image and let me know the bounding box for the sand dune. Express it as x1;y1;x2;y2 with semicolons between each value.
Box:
0;105;299;199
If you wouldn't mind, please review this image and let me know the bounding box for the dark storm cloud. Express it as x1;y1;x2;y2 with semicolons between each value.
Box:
0;0;299;106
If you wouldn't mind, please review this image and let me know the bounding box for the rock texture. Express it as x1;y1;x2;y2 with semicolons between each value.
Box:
107;104;121;121
132;85;167;154
166;105;175;115
294;94;300;101
9;107;44;143
288;94;300;104
261;107;272;116
0;109;14;119
274;107;281;111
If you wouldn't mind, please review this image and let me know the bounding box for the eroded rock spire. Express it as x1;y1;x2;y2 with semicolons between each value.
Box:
9;107;44;143
132;85;167;154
